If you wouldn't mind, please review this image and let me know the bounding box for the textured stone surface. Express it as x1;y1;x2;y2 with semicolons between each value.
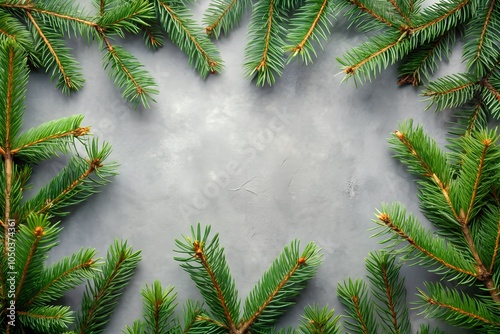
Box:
23;2;468;332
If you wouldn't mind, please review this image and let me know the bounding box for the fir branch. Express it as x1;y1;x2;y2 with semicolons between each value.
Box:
26;11;84;93
375;205;478;281
12;115;90;163
0;10;33;51
411;0;475;44
416;283;500;328
13;215;60;305
97;0;155;38
174;224;239;331
23;248;99;308
76;240;141;334
337;279;377;334
286;0;336;64
457;130;500;225
398;29;456;86
140;281;178;333
203;0;252;38
99;31;158;108
17;305;74;333
423;73;479;111
297;305;341;334
390;122;458;224
241;241;322;333
388;0;412;26
344;0;395;28
490;215;500;272
244;0;287;86
22;140;117;219
338;31;411;83
156;0;223;77
462;0;500;76
365;251;410;334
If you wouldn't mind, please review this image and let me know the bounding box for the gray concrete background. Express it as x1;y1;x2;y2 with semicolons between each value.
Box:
22;1;468;332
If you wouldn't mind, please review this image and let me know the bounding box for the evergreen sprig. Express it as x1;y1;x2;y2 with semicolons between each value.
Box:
374;119;500;332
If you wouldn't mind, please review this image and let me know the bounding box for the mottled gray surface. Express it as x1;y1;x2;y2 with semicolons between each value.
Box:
22;1;469;332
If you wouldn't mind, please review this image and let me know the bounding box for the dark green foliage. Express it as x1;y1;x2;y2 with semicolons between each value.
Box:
374;119;500;332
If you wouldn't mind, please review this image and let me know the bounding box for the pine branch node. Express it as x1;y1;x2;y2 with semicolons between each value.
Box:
11;127;90;154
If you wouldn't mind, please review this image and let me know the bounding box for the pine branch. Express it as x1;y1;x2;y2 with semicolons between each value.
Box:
297;305;341;334
411;0;475;44
100;34;158;108
337;279;378;334
398;29;456;86
416;283;500;329
375;203;478;283
365;251;410;334
17;305;74;333
13;215;60;306
21;139;117;220
286;0;336;64
140;281;179;333
338;31;412;83
23;248;99;308
174;224;239;331
26;11;85;94
423;73;479;111
76;240;141;334
203;0;252;38
244;0;287;86
156;0;223;77
241;241;322;333
462;0;500;77
12;115;89;163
